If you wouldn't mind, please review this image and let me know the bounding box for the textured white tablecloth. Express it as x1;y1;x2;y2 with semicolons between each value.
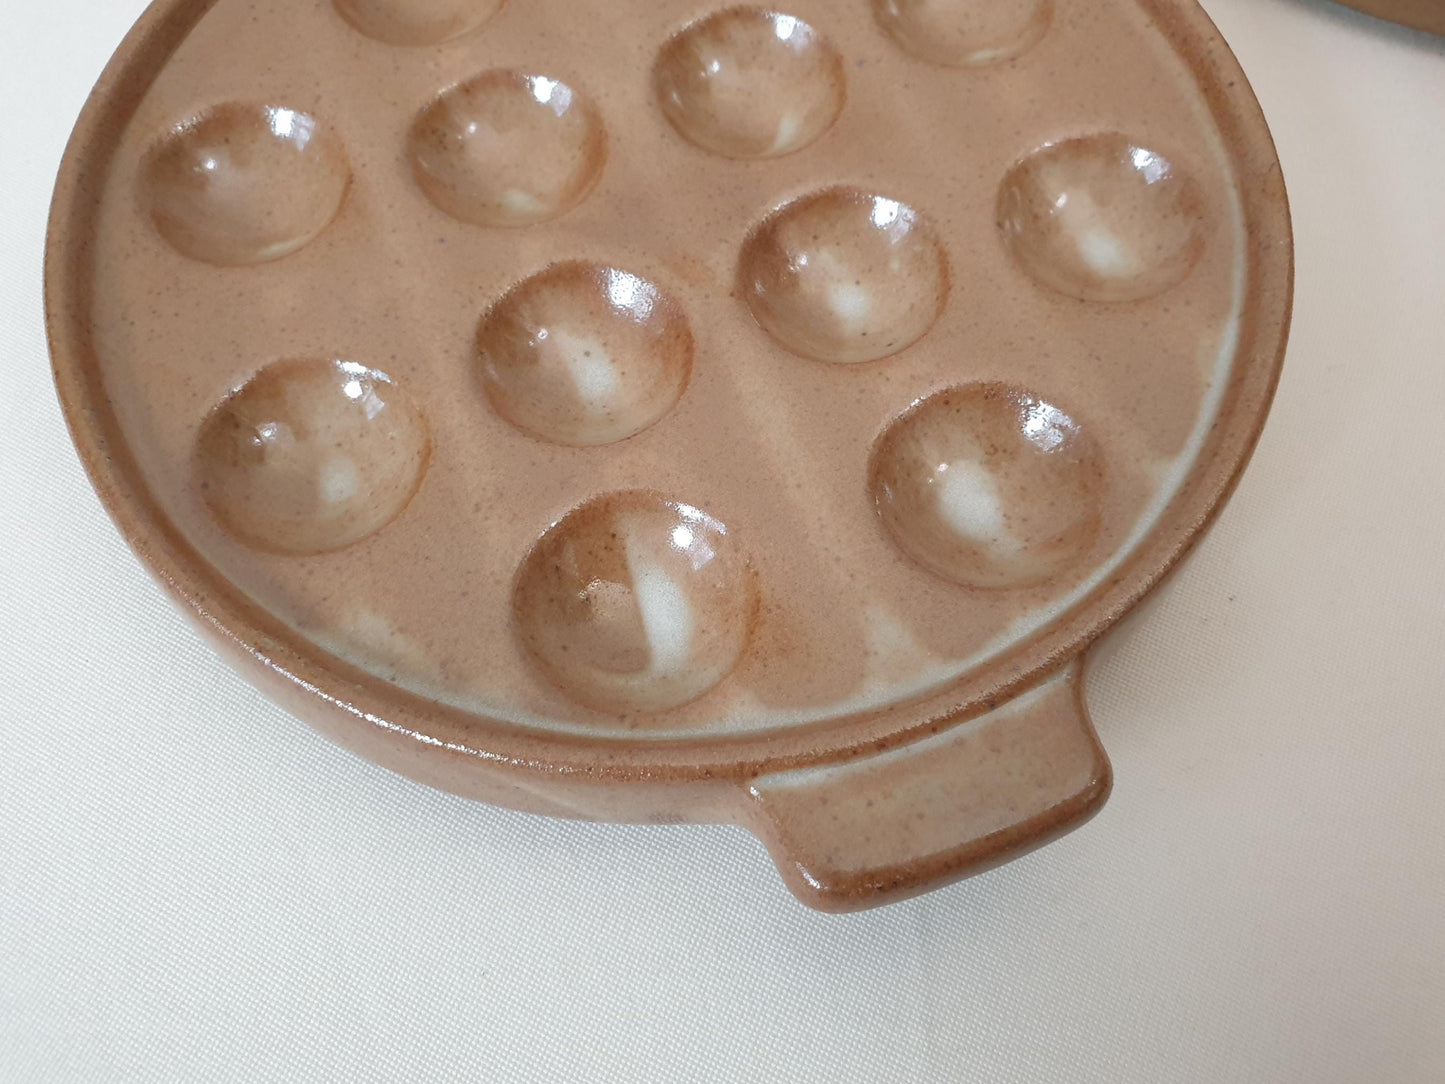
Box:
3;1;1443;1079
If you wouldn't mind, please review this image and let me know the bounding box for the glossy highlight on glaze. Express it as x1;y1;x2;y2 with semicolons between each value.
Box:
513;493;759;713
654;7;846;159
194;358;430;555
998;133;1207;302
477;262;694;446
50;0;1293;911
870;384;1104;588
739;187;949;363
140;103;350;265
409;70;607;227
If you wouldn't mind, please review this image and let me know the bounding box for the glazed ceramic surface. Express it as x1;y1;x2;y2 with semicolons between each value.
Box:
48;0;1291;910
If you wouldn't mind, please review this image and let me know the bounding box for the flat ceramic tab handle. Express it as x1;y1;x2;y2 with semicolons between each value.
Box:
745;659;1110;912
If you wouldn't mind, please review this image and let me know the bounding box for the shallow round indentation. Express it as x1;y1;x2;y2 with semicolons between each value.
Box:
477;263;693;446
654;8;846;159
408;71;607;228
140;104;350;266
998;134;1206;302
333;0;504;45
873;0;1053;67
195;359;430;555
869;384;1103;588
513;493;758;713
739;187;948;363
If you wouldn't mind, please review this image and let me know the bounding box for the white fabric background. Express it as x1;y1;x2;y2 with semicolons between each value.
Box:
3;1;1443;1079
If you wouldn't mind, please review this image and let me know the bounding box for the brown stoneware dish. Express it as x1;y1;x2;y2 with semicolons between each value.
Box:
47;0;1292;911
1334;0;1445;35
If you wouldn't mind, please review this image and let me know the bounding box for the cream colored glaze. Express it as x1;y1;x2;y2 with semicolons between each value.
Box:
88;0;1243;736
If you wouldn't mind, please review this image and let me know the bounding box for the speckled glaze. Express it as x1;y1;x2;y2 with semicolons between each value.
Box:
47;0;1291;911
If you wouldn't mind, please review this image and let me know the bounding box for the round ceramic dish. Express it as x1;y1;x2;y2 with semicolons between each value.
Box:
48;0;1291;911
1334;0;1445;35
